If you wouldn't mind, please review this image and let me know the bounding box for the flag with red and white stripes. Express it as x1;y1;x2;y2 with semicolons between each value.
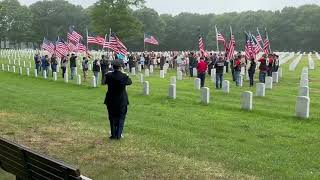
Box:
67;26;83;44
144;33;159;45
227;34;236;60
87;33;105;46
77;41;87;53
104;33;127;56
199;36;208;57
217;31;227;50
263;29;271;55
55;37;69;57
41;38;55;55
245;33;253;59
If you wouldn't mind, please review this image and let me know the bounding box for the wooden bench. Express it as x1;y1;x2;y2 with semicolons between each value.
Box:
0;137;91;180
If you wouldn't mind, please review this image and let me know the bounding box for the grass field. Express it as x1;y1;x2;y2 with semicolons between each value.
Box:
0;55;320;179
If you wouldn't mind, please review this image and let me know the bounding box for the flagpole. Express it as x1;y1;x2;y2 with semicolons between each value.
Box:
143;33;146;52
265;27;271;53
86;28;89;52
215;25;219;52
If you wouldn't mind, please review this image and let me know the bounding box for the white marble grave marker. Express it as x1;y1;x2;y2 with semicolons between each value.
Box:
139;74;144;83
295;96;310;119
131;68;136;75
194;78;201;90
265;77;273;89
299;86;309;97
201;87;210;104
19;67;22;75
241;91;253;111
26;68;30;76
92;76;97;87
177;71;183;80
170;76;176;85
143;81;149;95
272;72;279;83
145;69;150;77
160;70;165;78
77;75;81;85
34;69;38;77
168;84;176;99
256;83;266;97
222;80;230;93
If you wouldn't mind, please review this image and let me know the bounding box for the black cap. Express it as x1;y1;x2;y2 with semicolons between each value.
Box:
111;60;124;67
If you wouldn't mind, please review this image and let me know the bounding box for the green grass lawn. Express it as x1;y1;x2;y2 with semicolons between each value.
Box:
0;55;319;179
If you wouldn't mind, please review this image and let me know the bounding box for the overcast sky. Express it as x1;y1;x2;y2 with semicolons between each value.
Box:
19;0;320;14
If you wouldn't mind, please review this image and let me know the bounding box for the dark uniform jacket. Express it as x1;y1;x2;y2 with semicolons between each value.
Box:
104;71;132;112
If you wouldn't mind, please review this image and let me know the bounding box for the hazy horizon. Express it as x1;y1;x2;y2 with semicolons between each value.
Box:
18;0;320;15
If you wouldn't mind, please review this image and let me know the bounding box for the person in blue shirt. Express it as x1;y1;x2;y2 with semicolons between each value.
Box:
41;55;49;76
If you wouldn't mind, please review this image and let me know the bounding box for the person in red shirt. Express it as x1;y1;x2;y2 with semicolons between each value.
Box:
234;55;242;86
197;57;208;87
267;54;274;76
258;54;268;83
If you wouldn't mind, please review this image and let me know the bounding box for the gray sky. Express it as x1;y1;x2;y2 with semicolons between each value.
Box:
19;0;320;14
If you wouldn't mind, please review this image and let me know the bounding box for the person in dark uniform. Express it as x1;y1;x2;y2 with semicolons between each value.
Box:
248;58;256;87
104;60;132;140
100;55;108;84
160;55;165;70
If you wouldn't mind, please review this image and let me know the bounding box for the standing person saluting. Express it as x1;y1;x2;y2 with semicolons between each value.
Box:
103;60;132;140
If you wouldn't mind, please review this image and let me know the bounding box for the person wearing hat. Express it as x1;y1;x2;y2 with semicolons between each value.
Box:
103;60;132;140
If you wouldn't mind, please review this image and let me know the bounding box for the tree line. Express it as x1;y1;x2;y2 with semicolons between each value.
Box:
0;0;319;51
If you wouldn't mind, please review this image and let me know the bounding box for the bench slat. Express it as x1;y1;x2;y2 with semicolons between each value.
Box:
0;160;29;178
0;153;24;169
0;144;24;164
29;163;63;180
26;151;80;177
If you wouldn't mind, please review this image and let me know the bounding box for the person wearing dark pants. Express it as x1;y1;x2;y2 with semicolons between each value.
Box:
189;52;196;77
215;57;224;89
230;59;235;81
104;60;132;140
100;55;108;85
197;57;208;88
259;54;268;83
248;58;256;87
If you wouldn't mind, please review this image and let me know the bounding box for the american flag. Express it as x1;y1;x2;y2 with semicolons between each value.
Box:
217;32;226;43
87;33;105;46
77;40;87;53
227;34;236;60
199;36;208;57
67;26;83;43
245;33;253;59
67;42;77;52
55;37;69;57
41;38;55;55
104;33;127;56
263;28;271;55
256;34;263;42
144;33;159;45
251;34;262;54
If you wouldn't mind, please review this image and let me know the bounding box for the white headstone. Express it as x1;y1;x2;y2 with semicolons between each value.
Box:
278;68;283;78
18;60;21;66
211;69;216;82
77;74;81;85
201;87;210;104
299;86;309;97
193;68;197;76
222;80;230;93
23;61;26;67
29;62;32;68
256;83;266;97
300;78;309;87
131;68;136;75
143;81;149;95
295;96;310;119
272;72;279;83
139;74;144;83
150;65;154;73
138;64;142;72
194;78;201;90
12;66;16;73
19;67;22;75
177;71;183;80
241;91;253;111
168;84;176;99
34;69;38;77
64;73;68;83
8;59;11;64
1;64;4;71
13;59;16;65
57;65;59;73
92;76;97;87
43;70;47;79
300;73;308;81
145;69;150;77
239;75;243;87
53;72;58;81
223;66;227;74
160;70;165;78
170;76;177;85
26;68;30;76
265;77;273;89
